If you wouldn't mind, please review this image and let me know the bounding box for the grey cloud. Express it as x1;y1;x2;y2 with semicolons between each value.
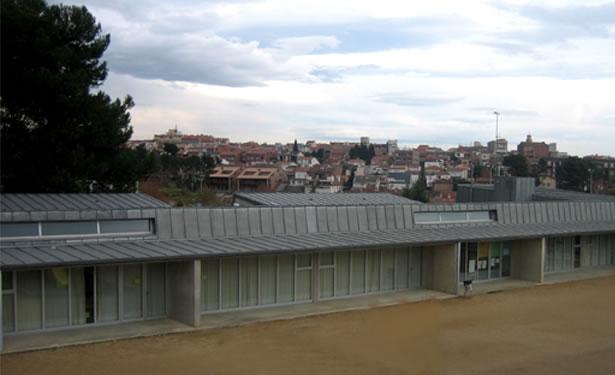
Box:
106;35;286;86
496;2;615;44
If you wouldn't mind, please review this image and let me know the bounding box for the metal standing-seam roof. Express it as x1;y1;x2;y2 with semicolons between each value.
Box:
2;220;615;269
533;188;615;202
234;192;421;206
0;193;170;212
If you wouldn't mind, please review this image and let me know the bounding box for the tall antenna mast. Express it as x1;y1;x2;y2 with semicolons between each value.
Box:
494;111;500;142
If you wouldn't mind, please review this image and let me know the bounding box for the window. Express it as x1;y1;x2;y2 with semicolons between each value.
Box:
17;271;43;331
414;212;440;224
100;220;151;234
0;222;39;237
414;211;496;224
1;219;154;239
42;221;97;236
441;212;468;222
2;271;13;290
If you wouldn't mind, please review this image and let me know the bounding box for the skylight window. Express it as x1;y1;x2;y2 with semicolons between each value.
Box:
414;211;496;224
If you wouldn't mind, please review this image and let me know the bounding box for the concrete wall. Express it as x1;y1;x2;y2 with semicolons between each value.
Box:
167;260;201;327
511;238;545;283
421;243;459;295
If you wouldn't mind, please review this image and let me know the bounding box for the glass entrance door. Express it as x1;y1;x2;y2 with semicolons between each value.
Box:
460;242;508;282
460;242;479;282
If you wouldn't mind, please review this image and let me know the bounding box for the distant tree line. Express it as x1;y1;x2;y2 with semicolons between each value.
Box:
349;144;375;165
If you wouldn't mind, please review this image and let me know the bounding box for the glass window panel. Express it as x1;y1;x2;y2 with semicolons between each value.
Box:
350;251;366;295
0;222;38;238
96;266;119;322
2;271;13;290
335;252;350;296
459;245;467;282
467;243;479;281
259;256;276;305
278;255;294;303
467;211;491;221
319;268;334;298
147;263;166;317
17;271;42;331
44;268;69;328
396;249;409;289
295;270;311;301
3;294;15;332
489;243;501;279
71;267;95;325
501;242;511;277
100;220;152;234
220;258;239;309
240;257;258;307
297;253;312;268
366;250;381;292
409;247;422;288
478;243;490;280
441;212;468;222
381;249;395;291
201;260;219;311
319;252;334;266
414;212;440;223
42;221;97;236
123;265;143;320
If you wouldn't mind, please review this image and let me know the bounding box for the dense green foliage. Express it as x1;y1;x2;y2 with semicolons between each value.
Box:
503;154;530;177
402;168;429;203
556;157;593;192
1;0;147;192
349;144;375;165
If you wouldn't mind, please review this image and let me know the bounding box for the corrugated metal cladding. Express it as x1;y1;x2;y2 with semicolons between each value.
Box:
0;193;169;212
2;221;615;269
234;192;421;206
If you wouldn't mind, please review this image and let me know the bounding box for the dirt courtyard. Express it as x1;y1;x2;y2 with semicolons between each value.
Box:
2;276;615;375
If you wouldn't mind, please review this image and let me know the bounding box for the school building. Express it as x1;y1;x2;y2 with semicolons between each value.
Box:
1;191;614;352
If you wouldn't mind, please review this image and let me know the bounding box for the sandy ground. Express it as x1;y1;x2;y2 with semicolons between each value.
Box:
2;276;615;375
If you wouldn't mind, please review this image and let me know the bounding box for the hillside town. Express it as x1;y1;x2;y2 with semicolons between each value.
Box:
128;128;615;204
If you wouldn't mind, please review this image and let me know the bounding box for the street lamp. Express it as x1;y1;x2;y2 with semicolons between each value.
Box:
587;168;593;194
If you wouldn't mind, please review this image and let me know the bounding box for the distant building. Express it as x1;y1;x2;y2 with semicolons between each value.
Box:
488;138;508;155
386;140;398;155
208;166;241;192
517;134;549;165
236;167;281;192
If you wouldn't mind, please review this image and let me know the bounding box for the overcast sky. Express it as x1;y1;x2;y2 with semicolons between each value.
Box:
55;0;615;155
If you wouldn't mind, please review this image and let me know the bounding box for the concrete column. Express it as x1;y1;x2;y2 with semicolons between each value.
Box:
511;237;545;283
421;243;459;295
1;270;3;352
167;260;201;327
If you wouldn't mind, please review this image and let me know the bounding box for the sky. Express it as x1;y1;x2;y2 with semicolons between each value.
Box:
54;0;615;155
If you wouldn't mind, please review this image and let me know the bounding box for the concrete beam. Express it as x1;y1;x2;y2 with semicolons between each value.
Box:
511;237;545;283
167;260;201;327
421;243;459;295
